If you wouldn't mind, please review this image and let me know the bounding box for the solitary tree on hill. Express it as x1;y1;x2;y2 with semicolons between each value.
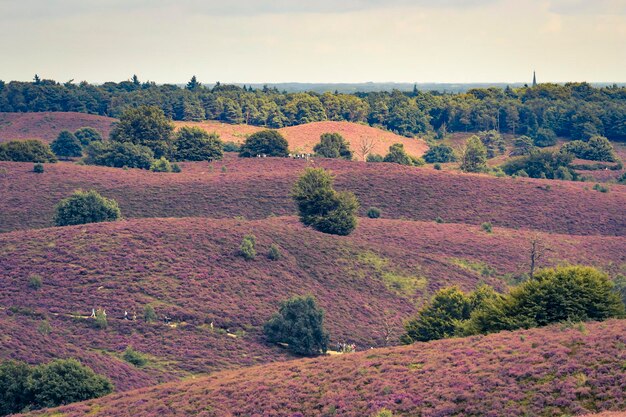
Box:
313;133;353;160
54;190;121;226
292;167;359;236
264;295;329;356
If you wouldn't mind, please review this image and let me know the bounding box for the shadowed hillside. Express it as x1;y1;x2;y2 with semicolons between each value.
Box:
1;156;624;235
21;320;626;417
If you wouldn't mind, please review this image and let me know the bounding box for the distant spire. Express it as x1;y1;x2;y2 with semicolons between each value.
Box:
532;71;537;87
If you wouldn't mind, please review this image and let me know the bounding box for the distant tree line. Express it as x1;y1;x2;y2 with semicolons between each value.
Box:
1;76;625;141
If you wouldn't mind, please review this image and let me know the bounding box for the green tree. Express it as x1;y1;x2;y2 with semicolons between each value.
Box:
465;266;626;335
511;135;535;156
534;128;557;147
460;136;487;173
501;150;574;179
54;190;121;226
401;287;472;343
74;127;103;146
239;130;289;157
27;359;113;409
264;295;329;356
84;141;154;169
0;140;57;163
186;75;201;91
423;143;456;163
50;131;83;159
383;143;414;166
110;106;174;158
313;133;353;160
0;360;32;416
292;168;359;236
143;305;157;322
479;130;506;158
172;126;223;161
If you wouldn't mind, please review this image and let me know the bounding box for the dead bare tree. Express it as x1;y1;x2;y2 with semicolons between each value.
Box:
529;234;548;279
357;137;378;161
380;310;400;346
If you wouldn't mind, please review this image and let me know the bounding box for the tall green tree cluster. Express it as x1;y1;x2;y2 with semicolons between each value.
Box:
3;77;624;141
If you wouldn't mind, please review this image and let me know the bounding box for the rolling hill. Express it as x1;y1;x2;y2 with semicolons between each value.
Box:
2;216;624;391
1;156;625;235
0;113;426;160
175;120;428;159
0;112;116;143
21;319;626;417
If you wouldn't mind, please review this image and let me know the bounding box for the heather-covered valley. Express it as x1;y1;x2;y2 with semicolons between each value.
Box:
2;2;626;413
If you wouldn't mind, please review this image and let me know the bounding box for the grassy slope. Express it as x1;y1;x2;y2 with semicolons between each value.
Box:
2;217;624;391
1;155;625;235
0;112;116;143
23;320;626;417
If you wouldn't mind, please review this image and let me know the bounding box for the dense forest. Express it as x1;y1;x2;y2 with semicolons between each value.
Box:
1;76;625;141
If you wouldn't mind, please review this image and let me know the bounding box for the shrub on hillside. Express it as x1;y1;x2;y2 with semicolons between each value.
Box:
423;144;456;163
463;266;626;335
267;244;281;261
533;128;558;147
84;141;154;169
366;153;384;162
74;127;103;146
239;130;289;157
0;359;112;415
150;157;174;172
481;222;493;233
501;150;575;179
122;347;147;367
54;189;121;227
239;234;257;260
143;305;157;322
0;140;57;163
367;207;382;219
172;126;223;161
110;105;174;158
264;295;329;356
479;130;506;158
460;136;487;173
33;163;44;173
28;274;42;290
383;143;413;166
313;133;353;160
223;141;241;153
292;167;359;236
561;136;617;162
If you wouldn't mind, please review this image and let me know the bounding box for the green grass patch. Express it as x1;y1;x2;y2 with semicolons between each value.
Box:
450;258;496;277
353;251;427;297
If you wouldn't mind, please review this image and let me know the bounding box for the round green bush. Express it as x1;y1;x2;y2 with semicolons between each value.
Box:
54;190;121;226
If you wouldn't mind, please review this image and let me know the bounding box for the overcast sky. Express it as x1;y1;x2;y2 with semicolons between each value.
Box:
1;0;625;84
